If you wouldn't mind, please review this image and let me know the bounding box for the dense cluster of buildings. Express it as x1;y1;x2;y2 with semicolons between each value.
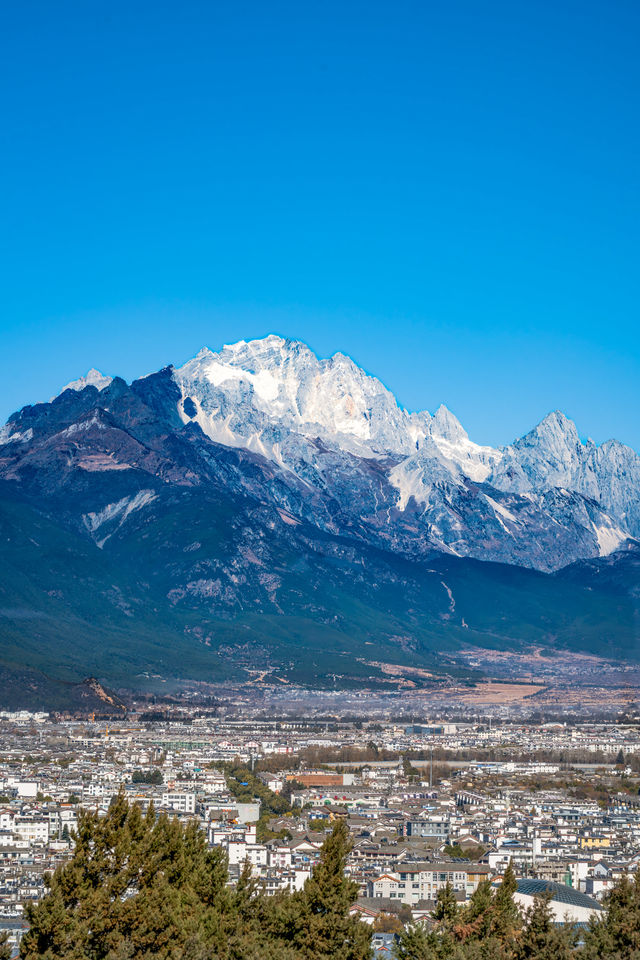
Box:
0;709;638;954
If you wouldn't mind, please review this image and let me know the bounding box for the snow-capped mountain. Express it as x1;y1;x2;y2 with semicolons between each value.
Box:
1;335;639;704
173;335;432;462
168;335;636;566
490;411;640;544
55;368;113;398
1;335;638;572
173;336;502;474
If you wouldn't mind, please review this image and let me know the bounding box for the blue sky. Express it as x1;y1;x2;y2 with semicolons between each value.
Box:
1;0;638;449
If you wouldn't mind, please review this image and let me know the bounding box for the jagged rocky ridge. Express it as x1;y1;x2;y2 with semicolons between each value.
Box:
0;335;638;700
1;335;638;571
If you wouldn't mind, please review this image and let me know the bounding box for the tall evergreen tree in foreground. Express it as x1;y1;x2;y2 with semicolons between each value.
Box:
20;792;640;960
20;793;371;960
491;862;520;945
580;871;640;960
393;864;573;960
286;818;372;960
513;892;576;960
392;868;640;960
0;932;11;960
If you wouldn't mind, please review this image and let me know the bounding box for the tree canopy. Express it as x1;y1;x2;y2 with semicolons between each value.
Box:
20;793;371;960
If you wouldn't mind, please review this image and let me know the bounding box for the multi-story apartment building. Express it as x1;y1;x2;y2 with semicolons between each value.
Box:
161;792;196;814
368;862;491;904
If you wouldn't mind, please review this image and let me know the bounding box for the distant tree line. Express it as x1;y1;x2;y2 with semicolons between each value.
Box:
131;769;163;784
405;746;635;767
256;743;639;778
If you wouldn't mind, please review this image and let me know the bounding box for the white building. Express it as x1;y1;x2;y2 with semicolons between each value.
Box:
161;792;196;814
368;862;488;904
15;782;39;799
14;817;49;845
225;840;268;868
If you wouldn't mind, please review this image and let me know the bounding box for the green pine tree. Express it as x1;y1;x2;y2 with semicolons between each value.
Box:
289;819;372;960
433;883;459;928
458;880;494;941
457;881;510;960
580;871;640;960
20;792;236;960
394;922;440;960
0;932;11;960
492;861;521;945
514;892;576;960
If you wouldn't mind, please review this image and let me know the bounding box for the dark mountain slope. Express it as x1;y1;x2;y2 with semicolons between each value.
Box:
0;480;638;707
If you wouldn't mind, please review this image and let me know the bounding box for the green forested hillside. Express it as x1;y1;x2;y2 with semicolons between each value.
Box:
0;486;638;707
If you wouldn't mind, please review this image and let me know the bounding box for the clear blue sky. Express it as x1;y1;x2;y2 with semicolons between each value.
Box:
1;0;638;449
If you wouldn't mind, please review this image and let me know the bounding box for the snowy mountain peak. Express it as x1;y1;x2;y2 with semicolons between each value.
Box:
431;404;468;442
2;333;640;575
174;336;430;460
532;409;580;444
56;369;112;398
193;347;215;360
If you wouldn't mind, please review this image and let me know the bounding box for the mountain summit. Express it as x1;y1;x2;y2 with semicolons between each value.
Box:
171;336;636;565
56;368;113;398
173;335;432;461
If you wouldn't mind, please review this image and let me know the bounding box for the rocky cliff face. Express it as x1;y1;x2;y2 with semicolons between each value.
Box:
489;411;640;547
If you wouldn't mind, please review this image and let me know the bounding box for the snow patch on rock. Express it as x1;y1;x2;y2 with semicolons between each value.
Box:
484;494;520;528
592;519;628;557
84;490;157;546
0;426;33;446
55;369;112;399
61;413;107;437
